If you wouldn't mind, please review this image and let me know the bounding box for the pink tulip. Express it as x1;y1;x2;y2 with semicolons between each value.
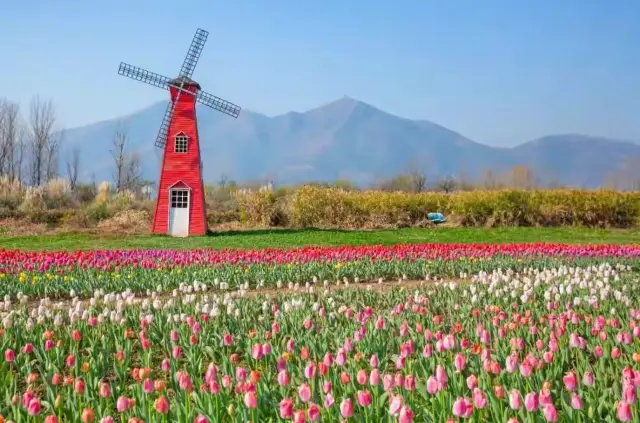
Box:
452;397;473;418
509;390;522;410
389;395;403;416
454;353;466;372
370;354;379;367
435;365;448;387
524;392;539;411
280;398;294;419
570;393;582;410
542;403;558;422
298;383;311;403
340;398;353;418
99;382;111;398
44;416;58;423
143;378;153;394
244;391;257;409
404;375;416;391
222;333;232;346
324;393;334;408
116;396;129;412
172;346;182;359
154;396;169;414
563;371;578;391
27;397;42;416
473;388;487;409
622;383;637;404
305;362;317;379
617;401;633;422
251;344;263;360
194;415;209;423
293;409;306;423
426;376;439;395
583;371;594;387
308;403;320;421
466;374;478;390
100;417;114;423
278;370;290;386
369;369;381;386
357;390;372;407
399;405;414;423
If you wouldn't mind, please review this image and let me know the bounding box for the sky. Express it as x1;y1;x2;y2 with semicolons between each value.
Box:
1;0;639;147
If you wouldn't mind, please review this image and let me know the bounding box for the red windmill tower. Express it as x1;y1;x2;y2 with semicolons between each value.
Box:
117;28;241;236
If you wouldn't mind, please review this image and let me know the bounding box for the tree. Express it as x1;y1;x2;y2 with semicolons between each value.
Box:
66;146;81;191
507;165;537;190
408;171;427;193
28;96;57;185
111;126;127;192
436;176;457;193
123;151;143;191
111;125;143;192
0;99;25;181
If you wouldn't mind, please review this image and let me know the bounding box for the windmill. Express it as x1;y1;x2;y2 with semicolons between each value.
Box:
118;28;241;237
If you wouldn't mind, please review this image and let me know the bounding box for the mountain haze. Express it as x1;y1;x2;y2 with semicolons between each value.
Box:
59;98;640;188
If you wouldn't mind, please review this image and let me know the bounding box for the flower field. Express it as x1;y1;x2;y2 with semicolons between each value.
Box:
0;244;639;422
0;243;639;299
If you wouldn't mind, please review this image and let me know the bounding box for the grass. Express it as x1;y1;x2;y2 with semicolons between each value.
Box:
0;227;639;251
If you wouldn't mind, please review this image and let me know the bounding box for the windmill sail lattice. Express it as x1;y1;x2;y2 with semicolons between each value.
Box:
117;28;241;149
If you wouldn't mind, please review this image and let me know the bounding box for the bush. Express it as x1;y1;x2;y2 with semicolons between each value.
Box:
235;189;284;227
97;210;150;235
18;186;47;222
45;178;72;209
0;176;23;210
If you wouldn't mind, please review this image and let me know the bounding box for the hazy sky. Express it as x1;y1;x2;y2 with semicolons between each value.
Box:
1;0;639;146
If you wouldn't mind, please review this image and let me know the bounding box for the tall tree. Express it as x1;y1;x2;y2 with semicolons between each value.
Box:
111;126;127;192
111;124;142;192
28;96;57;185
0;99;24;180
66;146;81;191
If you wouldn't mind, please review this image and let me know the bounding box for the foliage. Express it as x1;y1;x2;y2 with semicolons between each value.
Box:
0;243;639;298
0;261;638;421
287;187;640;229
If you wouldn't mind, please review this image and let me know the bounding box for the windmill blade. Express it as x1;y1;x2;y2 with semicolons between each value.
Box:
118;63;172;91
155;97;179;149
179;28;209;78
197;90;241;118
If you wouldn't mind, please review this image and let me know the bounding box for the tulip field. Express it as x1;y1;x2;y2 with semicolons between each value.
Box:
0;243;639;422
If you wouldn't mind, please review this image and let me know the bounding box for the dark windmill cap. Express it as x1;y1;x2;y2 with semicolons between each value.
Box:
169;76;201;90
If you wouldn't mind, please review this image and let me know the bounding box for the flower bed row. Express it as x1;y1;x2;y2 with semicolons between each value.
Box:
0;244;639;299
3;244;640;273
0;263;638;422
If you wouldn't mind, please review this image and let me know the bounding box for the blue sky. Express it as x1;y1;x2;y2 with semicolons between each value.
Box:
2;0;639;146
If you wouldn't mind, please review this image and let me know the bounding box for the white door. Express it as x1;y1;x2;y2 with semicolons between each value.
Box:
168;189;190;237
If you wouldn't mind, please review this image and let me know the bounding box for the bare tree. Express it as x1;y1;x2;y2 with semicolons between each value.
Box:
66;146;81;191
111;127;127;192
507;165;537;190
409;171;426;193
0;99;24;180
437;176;457;193
218;173;229;190
28;96;57;185
45;129;62;181
123;152;142;191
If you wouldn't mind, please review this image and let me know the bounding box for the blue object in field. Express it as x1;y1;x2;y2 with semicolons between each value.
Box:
427;212;446;224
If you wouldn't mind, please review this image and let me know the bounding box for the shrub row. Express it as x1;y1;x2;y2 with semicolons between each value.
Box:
236;187;640;228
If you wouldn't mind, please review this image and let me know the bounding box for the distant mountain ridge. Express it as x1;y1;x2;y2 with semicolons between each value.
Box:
59;97;640;188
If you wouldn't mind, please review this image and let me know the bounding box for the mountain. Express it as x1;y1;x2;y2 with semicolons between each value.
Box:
59;97;640;187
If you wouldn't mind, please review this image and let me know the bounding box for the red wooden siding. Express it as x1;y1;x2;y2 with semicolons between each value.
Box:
152;83;208;236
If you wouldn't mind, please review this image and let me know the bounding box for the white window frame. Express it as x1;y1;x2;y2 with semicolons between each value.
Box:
170;188;189;209
174;132;188;153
